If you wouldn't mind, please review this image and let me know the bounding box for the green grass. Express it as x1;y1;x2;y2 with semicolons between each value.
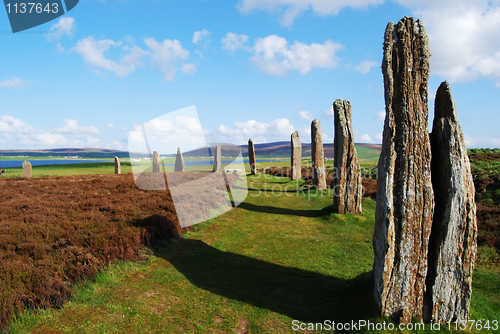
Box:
7;171;500;334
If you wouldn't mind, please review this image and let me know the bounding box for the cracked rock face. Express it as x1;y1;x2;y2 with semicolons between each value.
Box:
332;100;362;214
425;81;477;323
373;17;434;324
248;139;256;175
291;131;302;181
175;147;185;172
311;119;326;190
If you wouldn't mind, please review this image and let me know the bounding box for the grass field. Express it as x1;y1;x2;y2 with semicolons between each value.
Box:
5;170;500;334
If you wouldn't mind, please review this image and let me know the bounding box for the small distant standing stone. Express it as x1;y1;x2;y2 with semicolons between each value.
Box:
213;145;221;172
114;156;121;174
248;139;256;175
22;161;32;178
291;131;301;181
153;151;160;173
311;119;326;190
175;147;185;172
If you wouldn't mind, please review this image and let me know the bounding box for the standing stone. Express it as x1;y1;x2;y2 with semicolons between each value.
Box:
332;100;362;213
114;156;121;174
248;139;256;175
22;161;32;178
213;145;221;172
311;120;326;190
153;151;160;173
175;147;185;172
425;81;477;323
291;131;301;181
373;17;434;324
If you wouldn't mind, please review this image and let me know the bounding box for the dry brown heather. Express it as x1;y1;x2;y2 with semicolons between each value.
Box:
0;173;215;330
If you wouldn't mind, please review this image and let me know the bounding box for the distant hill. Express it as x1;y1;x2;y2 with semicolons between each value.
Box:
0;142;382;160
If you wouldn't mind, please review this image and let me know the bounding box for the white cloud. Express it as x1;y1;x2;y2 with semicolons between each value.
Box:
250;35;344;76
181;63;197;75
464;135;500;148
375;133;383;143
54;119;99;135
237;0;384;26
74;37;139;76
299;110;313;121
213;118;294;144
324;105;334;118
106;123;114;130
0;78;30;89
193;29;211;47
376;110;385;122
360;134;374;143
121;126;128;131
144;37;191;81
45;17;75;42
222;32;250;52
355;60;377;74
0;115;103;149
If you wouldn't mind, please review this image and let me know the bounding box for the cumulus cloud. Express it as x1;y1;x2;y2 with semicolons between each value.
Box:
376;110;385;122
193;29;211;47
360;134;374;143
73;36;193;81
299;111;313;121
213;118;294;144
45;17;75;43
250;35;344;76
221;32;250;52
375;133;383;143
0;115;103;149
324;105;334;118
464;135;500;148
0;78;30;89
355;60;378;74
237;0;384;26
106;123;114;130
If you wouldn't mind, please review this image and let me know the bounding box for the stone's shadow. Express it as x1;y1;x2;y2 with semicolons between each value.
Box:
156;239;378;324
237;202;333;218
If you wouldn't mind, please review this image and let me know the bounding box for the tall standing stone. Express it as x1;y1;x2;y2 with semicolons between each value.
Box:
311;120;326;190
291;131;301;181
175;147;185;172
248;139;256;175
114;156;121;174
373;17;433;324
213;145;221;172
332;100;362;214
153;151;160;173
22;161;32;178
425;81;477;323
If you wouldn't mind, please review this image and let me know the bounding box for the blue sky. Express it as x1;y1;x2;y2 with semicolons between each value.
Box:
1;0;499;153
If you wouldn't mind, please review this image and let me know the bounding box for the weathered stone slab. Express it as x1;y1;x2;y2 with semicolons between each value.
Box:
291;131;301;181
248;139;256;175
425;81;477;323
332;99;362;213
114;156;121;174
373;17;434;324
22;161;32;178
213;145;221;172
175;147;185;172
311;119;326;190
153;151;160;173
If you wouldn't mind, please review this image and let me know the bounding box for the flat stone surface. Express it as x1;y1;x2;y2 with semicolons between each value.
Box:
153;151;160;173
22;161;32;178
175;148;185;172
373;16;433;324
213;145;221;172
114;156;121;174
291;131;301;181
311;119;326;190
332;100;362;213
426;81;477;323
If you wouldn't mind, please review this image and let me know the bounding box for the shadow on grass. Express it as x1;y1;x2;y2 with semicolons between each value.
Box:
155;238;378;324
237;202;333;218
